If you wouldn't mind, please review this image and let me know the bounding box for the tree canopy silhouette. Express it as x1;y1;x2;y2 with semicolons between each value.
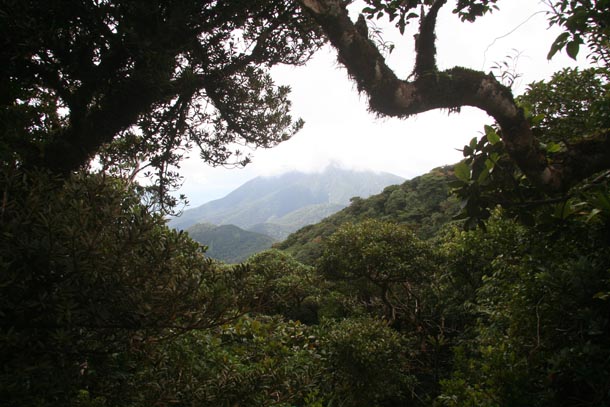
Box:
1;0;323;206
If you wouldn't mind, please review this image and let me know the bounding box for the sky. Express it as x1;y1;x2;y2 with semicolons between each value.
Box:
177;0;589;207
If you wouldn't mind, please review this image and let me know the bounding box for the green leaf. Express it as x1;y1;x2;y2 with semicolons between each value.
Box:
592;191;610;211
531;113;545;126
554;201;575;219
546;142;561;153
454;162;471;182
547;32;569;60
469;137;478;150
566;40;580;59
477;168;490;184
586;208;602;222
484;125;501;145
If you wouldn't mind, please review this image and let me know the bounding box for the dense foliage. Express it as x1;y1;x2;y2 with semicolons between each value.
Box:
2;0;610;406
437;215;610;406
0;170;245;406
0;0;323;210
186;223;276;263
275;61;610;406
449;66;610;228
277;166;459;264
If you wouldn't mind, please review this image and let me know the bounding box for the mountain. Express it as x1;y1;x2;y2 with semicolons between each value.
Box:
276;166;461;264
170;165;405;237
248;202;346;240
186;223;276;264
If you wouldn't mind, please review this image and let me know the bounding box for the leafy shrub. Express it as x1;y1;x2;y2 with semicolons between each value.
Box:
242;249;321;323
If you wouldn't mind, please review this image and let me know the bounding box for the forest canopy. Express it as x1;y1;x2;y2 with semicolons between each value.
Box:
1;0;610;406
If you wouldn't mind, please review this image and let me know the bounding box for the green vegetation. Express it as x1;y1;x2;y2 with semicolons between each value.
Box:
437;215;610;406
0;171;246;406
186;223;276;263
277;166;459;264
2;0;610;406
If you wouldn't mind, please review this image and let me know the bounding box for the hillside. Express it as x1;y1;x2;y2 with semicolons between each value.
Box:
186;223;276;264
248;202;346;240
276;166;460;264
170;165;404;237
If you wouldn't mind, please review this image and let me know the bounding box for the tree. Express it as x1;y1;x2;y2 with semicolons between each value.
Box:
241;249;321;323
518;67;610;145
297;0;610;192
546;0;610;65
318;219;451;399
437;213;610;406
318;220;437;326
0;0;323;207
449;66;610;227
0;171;248;406
0;3;325;403
315;316;417;407
148;315;324;407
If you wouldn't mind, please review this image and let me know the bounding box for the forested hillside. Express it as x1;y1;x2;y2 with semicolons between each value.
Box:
3;1;610;407
186;223;276;263
278;166;460;263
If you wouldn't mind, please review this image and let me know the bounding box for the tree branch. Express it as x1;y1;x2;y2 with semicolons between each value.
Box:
37;10;303;175
297;0;609;192
41;66;171;174
414;0;447;76
561;130;610;184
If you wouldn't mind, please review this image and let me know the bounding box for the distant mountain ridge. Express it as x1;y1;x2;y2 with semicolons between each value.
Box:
170;166;405;239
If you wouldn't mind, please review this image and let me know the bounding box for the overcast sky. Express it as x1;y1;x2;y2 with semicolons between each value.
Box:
177;0;589;207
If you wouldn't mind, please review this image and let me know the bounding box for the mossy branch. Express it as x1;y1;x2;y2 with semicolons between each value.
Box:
414;0;447;76
296;0;610;192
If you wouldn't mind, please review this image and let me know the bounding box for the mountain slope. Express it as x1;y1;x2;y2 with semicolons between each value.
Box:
170;166;404;233
276;166;460;264
249;202;346;240
186;223;276;264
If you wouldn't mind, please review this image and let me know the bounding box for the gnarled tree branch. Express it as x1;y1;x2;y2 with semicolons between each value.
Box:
298;0;608;192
